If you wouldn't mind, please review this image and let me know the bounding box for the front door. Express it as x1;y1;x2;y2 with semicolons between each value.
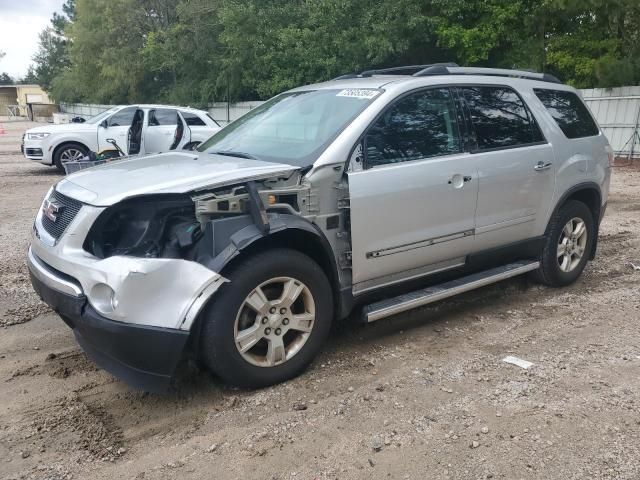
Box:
145;108;179;153
98;106;137;155
457;86;556;251
348;87;478;294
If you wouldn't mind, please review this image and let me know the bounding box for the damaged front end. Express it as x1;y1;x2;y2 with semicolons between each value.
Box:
29;167;312;392
82;169;313;280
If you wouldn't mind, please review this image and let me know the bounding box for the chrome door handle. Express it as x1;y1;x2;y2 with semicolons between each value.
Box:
534;161;552;171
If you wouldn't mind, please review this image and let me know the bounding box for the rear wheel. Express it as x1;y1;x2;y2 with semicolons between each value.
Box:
199;249;333;388
53;143;88;173
533;200;594;287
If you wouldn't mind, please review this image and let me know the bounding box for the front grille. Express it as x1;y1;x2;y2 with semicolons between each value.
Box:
41;190;83;241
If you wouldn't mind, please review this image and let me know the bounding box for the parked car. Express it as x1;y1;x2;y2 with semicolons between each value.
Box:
28;64;611;392
22;104;221;172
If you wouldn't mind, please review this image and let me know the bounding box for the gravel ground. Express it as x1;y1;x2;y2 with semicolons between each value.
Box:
1;120;640;480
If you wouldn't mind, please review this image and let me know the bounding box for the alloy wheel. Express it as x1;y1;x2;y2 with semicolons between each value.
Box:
557;217;588;272
234;277;316;367
59;148;85;163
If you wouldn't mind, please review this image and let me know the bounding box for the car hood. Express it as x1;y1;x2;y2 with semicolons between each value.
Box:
27;123;97;135
56;151;299;206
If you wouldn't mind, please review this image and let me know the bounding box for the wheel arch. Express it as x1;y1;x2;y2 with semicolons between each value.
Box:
195;213;342;318
217;219;341;302
187;215;342;357
549;182;602;259
52;140;91;161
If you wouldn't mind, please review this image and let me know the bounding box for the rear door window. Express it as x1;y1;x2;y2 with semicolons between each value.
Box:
148;109;178;126
533;89;599;139
459;86;544;150
365;87;462;167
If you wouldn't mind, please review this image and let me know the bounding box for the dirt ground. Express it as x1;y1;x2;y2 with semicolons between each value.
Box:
1;120;639;480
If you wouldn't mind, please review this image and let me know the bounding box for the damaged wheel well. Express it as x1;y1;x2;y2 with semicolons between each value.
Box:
221;228;340;302
187;227;343;359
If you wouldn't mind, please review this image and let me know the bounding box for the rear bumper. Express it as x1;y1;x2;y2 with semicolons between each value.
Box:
28;253;189;393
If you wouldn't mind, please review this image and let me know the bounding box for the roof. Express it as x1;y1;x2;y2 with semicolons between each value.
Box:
290;64;573;94
108;104;208;113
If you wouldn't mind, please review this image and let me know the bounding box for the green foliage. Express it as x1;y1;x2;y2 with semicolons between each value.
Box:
29;0;75;94
30;0;640;103
0;72;13;85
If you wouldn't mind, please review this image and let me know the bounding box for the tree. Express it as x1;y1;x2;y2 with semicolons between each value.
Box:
28;0;75;93
39;0;640;102
0;72;14;85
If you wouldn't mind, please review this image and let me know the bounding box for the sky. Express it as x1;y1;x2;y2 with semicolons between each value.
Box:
0;0;65;80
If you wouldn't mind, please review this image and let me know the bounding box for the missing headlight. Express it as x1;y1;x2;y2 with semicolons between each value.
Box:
83;195;201;259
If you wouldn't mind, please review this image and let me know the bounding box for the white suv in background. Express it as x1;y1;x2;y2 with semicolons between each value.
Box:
22;104;221;172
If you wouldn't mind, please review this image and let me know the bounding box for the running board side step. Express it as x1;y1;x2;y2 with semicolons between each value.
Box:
362;260;540;323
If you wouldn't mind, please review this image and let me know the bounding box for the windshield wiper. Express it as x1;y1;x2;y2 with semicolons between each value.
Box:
211;150;259;160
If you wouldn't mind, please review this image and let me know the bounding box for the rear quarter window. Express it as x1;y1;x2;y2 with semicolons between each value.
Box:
460;86;544;151
181;111;206;126
533;89;599;139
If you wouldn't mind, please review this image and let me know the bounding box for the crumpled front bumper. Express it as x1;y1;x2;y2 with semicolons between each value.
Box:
30;202;226;331
29;262;189;392
28;189;228;390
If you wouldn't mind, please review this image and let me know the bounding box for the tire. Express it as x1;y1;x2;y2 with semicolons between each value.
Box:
533;200;595;287
53;143;88;173
199;248;333;388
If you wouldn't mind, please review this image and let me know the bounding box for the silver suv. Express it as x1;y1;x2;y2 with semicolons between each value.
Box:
28;65;611;391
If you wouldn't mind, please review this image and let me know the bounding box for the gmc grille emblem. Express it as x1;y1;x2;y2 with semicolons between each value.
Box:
42;199;63;222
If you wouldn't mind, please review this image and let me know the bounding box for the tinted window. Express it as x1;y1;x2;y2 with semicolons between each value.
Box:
108;107;136;127
365;88;461;167
460;86;544;150
181;111;206;126
149;109;177;126
534;89;599;139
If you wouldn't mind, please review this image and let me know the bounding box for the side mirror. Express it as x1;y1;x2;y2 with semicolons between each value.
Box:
100;119;108;128
71;116;86;123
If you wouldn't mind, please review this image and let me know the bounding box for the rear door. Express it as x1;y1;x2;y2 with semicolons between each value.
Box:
457;85;556;251
180;110;215;145
348;87;478;293
144;108;178;153
172;111;191;150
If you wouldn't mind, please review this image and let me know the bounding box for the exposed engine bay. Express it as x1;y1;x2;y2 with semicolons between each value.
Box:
83;171;314;263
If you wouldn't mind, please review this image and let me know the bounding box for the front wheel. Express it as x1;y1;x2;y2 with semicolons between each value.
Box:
53;143;88;173
199;249;333;388
533;200;595;287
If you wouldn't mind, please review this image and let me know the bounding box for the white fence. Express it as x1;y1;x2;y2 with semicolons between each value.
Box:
581;86;640;158
208;101;264;126
60;88;640;158
59;102;113;118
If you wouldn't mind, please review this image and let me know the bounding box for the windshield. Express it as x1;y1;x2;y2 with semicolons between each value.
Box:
198;88;381;166
85;107;120;124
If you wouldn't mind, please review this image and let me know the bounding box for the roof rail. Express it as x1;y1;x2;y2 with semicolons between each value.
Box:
332;63;459;80
360;63;459;78
413;66;562;84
